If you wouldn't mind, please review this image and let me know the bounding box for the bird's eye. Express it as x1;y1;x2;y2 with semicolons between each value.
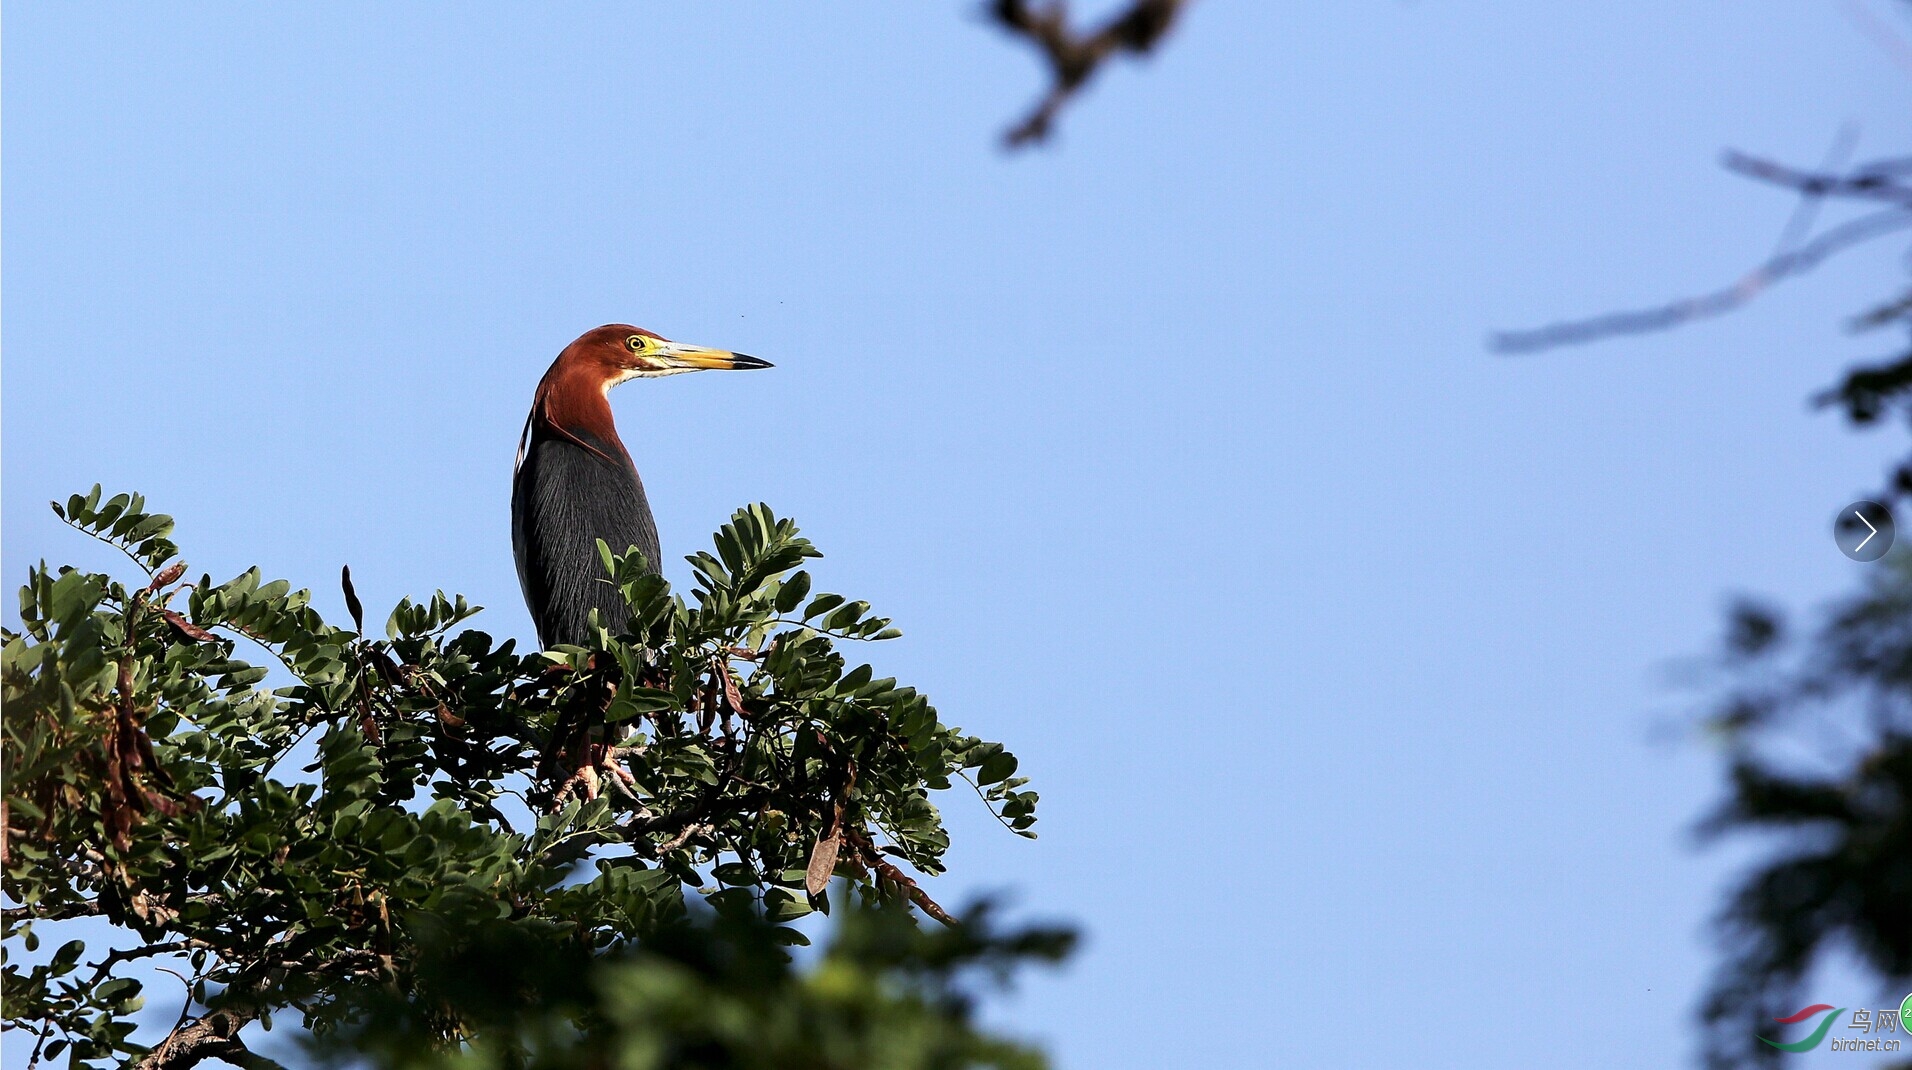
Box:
627;336;645;352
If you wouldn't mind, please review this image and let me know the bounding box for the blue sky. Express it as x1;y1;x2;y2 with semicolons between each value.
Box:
5;3;1910;1067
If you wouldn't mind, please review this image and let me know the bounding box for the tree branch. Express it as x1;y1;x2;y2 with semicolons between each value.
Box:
4;900;103;924
87;941;192;988
624;786;771;855
1492;210;1912;353
991;0;1190;147
1723;150;1912;208
133;1007;280;1070
1492;144;1912;354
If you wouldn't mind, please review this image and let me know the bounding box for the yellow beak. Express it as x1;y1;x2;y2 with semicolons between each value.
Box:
653;341;774;372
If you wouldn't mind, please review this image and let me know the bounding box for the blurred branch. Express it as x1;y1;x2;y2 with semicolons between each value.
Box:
1838;0;1912;81
991;0;1190;147
1491;142;1912;354
1724;151;1912;208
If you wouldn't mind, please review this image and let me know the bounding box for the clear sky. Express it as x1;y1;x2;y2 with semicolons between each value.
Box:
5;4;1909;1067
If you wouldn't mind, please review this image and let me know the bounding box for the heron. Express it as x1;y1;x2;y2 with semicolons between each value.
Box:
512;324;771;648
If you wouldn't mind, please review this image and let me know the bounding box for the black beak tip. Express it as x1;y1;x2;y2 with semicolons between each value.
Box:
735;353;774;370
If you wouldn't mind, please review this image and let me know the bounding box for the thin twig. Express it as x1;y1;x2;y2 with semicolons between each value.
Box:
4;900;104;923
1493;136;1912;354
1724;150;1912;209
25;1015;55;1070
154;966;197;1033
1838;0;1912;82
1766;126;1859;259
957;768;1028;837
51;512;161;579
1493;211;1912;353
87;940;193;987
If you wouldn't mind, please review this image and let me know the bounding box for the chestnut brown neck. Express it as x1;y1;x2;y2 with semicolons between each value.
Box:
528;347;630;464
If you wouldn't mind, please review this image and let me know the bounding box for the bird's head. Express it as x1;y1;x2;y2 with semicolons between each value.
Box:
566;324;773;387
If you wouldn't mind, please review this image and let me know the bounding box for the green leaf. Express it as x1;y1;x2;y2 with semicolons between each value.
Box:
775;570;812;614
824;602;869;631
765;887;813;922
802;593;845;621
50;939;85;976
838;663;873;694
712;862;759;886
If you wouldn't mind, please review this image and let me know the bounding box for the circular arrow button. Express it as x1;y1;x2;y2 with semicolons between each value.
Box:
1835;501;1895;562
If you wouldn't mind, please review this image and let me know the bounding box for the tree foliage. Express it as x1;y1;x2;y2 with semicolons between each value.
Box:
1816;285;1912;499
1692;167;1912;1068
1697;565;1912;1069
2;488;1063;1069
1481;85;1912;1063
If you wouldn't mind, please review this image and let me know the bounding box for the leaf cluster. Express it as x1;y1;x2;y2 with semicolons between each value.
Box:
2;489;1051;1068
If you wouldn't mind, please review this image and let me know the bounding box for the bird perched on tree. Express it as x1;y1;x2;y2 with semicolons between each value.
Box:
513;325;771;648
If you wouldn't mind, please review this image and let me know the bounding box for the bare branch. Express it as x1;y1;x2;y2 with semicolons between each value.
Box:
1493;210;1912;353
25;1016;55;1070
87;941;193;988
4;900;103;924
1724;151;1912;209
991;0;1190;147
1837;0;1912;81
1493;142;1912;354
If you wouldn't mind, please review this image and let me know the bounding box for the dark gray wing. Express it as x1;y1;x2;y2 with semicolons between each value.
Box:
511;430;660;648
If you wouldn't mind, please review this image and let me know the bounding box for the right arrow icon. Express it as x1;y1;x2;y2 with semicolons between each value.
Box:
1836;501;1895;562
